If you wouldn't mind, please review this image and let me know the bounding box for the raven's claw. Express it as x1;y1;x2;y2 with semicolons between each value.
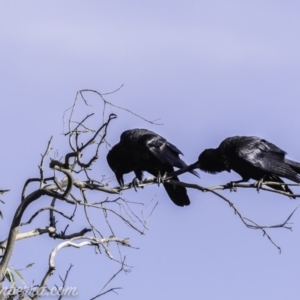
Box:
225;181;237;192
129;177;143;192
254;178;265;193
155;171;168;186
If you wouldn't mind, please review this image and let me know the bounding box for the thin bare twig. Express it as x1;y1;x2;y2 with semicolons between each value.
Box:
79;88;163;125
90;257;127;300
57;264;74;300
39;136;53;189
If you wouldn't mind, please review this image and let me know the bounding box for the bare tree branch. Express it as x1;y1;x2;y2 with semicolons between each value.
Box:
0;190;10;195
33;237;130;300
0;227;56;256
164;179;300;253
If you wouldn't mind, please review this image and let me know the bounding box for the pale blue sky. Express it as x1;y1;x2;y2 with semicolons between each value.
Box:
1;1;300;299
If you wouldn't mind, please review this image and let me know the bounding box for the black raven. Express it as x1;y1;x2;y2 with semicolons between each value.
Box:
197;136;300;196
107;129;197;206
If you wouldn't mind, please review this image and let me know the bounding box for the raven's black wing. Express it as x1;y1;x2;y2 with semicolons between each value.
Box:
237;137;300;183
142;134;185;167
141;133;199;177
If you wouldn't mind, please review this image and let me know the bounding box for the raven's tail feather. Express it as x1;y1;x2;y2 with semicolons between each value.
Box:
285;158;300;174
265;160;300;183
264;175;296;199
163;176;190;206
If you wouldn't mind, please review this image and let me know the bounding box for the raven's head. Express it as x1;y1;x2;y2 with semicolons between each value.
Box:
198;148;227;174
106;148;125;186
